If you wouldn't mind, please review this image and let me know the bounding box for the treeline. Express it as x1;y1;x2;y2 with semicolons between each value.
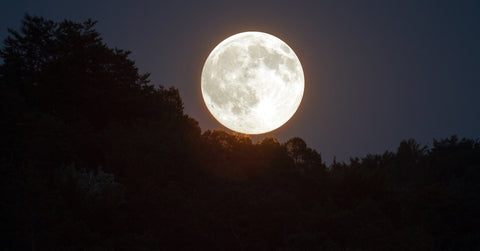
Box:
1;15;479;250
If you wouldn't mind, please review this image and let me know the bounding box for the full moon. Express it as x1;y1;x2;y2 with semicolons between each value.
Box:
201;31;304;134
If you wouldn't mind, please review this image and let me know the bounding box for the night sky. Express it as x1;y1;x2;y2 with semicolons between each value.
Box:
2;0;479;163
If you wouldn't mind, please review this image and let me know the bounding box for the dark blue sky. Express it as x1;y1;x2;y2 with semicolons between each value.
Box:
1;0;479;162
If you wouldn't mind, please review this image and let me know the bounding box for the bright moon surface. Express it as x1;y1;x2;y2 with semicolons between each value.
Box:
201;31;305;134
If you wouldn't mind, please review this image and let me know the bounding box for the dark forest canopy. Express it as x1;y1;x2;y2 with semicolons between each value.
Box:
1;15;480;250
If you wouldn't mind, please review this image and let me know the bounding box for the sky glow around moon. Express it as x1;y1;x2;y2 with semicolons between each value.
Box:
201;31;304;134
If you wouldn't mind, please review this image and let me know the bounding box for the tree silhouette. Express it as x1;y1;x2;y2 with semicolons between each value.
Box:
285;137;326;174
1;15;479;250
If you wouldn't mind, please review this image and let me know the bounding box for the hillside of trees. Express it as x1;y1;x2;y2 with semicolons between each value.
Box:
1;15;479;250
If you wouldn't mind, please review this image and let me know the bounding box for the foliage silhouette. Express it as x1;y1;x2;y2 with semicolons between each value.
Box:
1;15;480;250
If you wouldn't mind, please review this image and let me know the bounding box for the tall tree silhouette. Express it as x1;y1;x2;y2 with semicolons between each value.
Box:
1;14;180;128
0;15;200;249
1;14;200;169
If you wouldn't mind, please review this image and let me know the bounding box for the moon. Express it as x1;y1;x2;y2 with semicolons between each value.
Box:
201;31;304;134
